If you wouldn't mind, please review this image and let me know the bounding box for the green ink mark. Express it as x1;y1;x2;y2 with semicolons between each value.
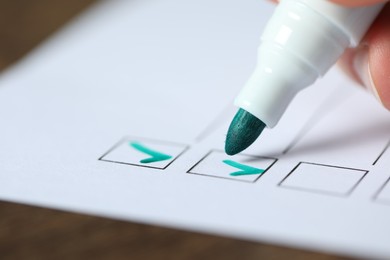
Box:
223;160;265;176
129;142;172;164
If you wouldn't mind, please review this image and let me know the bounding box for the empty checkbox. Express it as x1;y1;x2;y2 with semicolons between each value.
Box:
374;177;390;205
279;162;367;196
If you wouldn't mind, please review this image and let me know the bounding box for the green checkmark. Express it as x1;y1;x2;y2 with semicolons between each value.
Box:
129;142;172;164
223;160;265;176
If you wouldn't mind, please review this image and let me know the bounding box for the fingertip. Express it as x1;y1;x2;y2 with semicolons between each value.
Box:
338;48;363;86
329;0;388;7
364;5;390;109
339;4;390;109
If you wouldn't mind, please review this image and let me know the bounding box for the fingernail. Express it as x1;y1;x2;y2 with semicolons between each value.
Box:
353;45;382;104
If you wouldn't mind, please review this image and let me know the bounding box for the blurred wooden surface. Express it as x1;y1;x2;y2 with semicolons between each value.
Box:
0;1;353;259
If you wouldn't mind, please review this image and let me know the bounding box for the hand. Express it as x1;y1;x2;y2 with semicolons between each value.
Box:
333;0;390;110
269;0;390;109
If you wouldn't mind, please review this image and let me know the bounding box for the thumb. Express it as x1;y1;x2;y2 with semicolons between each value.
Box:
338;4;390;109
330;0;389;7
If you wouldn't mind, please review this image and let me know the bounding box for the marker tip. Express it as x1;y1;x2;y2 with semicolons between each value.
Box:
225;108;266;155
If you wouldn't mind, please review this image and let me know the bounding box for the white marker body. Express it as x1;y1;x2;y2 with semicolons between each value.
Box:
235;0;384;128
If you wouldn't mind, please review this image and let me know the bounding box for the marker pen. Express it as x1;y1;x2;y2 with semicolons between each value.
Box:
225;0;385;155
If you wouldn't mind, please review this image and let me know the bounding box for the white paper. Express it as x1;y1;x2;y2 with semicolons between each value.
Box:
1;0;390;258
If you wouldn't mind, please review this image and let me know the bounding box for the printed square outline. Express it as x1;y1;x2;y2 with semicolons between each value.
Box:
187;149;278;183
372;176;390;206
373;139;390;165
278;162;369;197
98;136;189;170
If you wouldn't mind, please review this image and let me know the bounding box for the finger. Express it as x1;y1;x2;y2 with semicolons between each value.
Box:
330;0;388;7
338;4;390;109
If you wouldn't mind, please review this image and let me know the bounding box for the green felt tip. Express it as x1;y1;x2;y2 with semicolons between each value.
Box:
225;108;266;156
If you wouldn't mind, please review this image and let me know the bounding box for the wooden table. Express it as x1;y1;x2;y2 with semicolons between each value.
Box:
0;1;352;259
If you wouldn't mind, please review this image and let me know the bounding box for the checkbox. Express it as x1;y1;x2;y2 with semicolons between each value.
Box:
374;178;390;205
99;137;188;170
279;162;368;196
188;150;277;183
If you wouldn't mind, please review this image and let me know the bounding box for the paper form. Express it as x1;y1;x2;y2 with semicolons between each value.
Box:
1;0;390;258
